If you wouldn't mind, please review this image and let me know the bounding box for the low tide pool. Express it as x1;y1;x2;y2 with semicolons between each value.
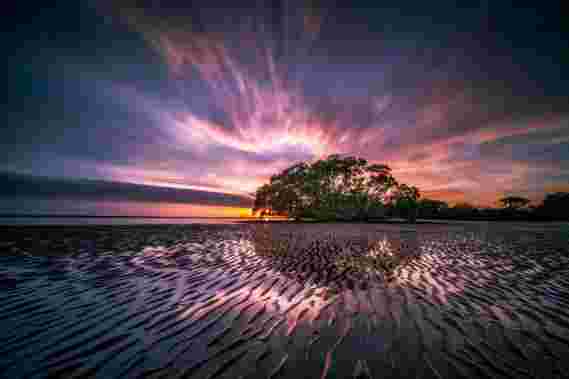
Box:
1;222;568;378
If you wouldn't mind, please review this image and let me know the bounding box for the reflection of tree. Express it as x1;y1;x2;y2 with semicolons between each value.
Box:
248;227;420;291
334;237;419;283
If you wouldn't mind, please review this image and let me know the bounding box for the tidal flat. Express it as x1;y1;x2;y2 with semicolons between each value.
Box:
1;222;569;378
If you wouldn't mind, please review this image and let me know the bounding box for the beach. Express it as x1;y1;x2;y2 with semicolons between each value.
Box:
1;221;569;378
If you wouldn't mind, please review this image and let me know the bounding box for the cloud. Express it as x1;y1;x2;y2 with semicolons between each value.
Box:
0;172;251;208
4;1;565;212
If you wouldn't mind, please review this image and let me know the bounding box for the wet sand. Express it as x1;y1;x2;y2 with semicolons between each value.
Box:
1;222;569;378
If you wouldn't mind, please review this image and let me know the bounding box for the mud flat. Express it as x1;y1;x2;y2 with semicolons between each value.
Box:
1;222;569;378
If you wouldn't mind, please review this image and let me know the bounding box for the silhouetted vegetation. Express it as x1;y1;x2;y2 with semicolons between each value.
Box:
253;155;568;222
253;155;419;222
539;192;569;220
414;193;569;221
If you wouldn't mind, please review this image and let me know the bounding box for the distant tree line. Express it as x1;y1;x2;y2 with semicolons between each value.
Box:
412;193;569;221
253;155;569;222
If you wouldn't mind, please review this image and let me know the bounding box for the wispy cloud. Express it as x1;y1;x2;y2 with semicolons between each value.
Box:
4;1;561;210
92;2;568;207
0;172;251;211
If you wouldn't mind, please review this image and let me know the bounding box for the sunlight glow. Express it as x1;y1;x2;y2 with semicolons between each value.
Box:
95;201;251;218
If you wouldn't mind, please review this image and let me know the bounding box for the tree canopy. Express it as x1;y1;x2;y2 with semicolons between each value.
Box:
253;154;420;221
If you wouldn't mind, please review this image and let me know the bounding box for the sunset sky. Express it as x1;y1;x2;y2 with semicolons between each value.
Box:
2;1;567;216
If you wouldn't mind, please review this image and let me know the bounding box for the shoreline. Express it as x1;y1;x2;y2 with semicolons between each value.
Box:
236;218;449;225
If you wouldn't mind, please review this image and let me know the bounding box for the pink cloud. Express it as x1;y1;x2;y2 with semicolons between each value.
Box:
101;6;568;209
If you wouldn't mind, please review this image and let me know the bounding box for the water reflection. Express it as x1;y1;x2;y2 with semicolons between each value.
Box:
248;226;422;291
116;225;428;344
4;224;569;378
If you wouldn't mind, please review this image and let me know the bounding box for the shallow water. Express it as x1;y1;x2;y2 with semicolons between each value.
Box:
1;222;569;378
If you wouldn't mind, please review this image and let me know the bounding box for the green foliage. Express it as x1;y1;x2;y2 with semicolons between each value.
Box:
253;154;420;221
418;198;448;211
392;184;421;222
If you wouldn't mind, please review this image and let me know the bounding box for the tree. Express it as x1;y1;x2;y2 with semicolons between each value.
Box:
499;196;530;209
393;184;421;222
252;155;419;221
538;192;569;220
418;198;449;218
253;184;273;215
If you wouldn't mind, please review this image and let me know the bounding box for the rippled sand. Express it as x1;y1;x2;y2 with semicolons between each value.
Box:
1;222;569;378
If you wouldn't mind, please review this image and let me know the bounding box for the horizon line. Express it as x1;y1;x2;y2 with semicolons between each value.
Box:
0;214;258;219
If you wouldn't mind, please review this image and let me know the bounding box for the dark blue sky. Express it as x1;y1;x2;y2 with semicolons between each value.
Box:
2;1;567;214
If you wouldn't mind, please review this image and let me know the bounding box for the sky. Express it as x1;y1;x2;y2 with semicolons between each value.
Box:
2;0;567;216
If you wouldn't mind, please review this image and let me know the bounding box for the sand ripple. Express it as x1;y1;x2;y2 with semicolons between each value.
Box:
1;222;569;378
